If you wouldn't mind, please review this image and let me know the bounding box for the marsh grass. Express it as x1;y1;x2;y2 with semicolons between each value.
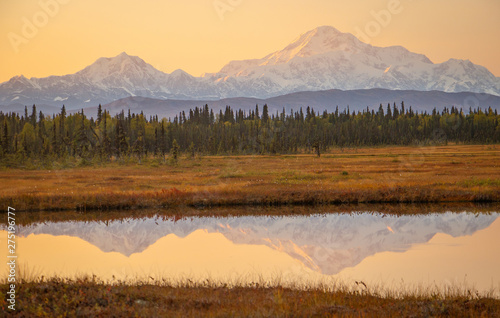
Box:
459;178;500;188
10;271;499;300
0;145;499;211
273;170;330;184
1;274;498;317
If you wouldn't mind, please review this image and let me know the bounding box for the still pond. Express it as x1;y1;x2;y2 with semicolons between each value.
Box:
1;209;499;297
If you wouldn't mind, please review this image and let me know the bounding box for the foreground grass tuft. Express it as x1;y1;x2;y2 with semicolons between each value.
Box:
1;278;499;317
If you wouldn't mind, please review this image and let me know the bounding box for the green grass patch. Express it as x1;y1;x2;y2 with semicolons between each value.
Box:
274;170;329;184
459;178;500;188
219;171;246;179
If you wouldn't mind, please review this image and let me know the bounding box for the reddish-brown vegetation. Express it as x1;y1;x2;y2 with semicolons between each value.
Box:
1;145;499;211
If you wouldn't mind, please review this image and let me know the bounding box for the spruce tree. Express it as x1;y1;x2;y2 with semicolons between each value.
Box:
262;104;269;123
101;110;110;159
171;139;179;163
97;104;102;125
2;120;9;154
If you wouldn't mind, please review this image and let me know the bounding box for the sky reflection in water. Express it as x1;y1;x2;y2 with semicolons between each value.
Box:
1;211;499;296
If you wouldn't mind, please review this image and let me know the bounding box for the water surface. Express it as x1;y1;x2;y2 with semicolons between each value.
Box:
1;210;499;296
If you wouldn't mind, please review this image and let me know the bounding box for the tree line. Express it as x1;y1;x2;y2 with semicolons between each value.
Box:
0;102;499;166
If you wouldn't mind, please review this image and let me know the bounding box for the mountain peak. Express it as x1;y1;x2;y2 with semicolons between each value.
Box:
444;58;473;66
75;52;164;83
307;25;344;38
117;51;131;57
112;52;141;63
10;75;28;81
261;26;363;66
170;69;190;76
105;52;143;64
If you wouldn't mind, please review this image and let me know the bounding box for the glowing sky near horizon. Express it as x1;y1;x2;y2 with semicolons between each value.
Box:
0;0;499;83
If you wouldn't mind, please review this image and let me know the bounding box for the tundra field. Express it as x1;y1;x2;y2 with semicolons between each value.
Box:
0;144;499;212
1;144;500;316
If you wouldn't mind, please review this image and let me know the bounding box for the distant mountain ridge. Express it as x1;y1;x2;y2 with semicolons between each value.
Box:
91;89;500;120
1;26;499;110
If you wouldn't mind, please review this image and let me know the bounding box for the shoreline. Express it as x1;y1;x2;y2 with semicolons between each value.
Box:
4;203;499;226
2;186;500;213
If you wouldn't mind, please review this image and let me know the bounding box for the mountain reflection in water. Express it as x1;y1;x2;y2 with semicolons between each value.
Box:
1;212;499;295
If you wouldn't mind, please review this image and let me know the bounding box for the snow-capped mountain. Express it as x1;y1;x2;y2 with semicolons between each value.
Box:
1;26;499;109
208;26;500;98
12;212;499;275
0;52;217;108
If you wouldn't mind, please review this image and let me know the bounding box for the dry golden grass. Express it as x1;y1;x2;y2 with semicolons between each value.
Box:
1;144;499;211
2;278;499;317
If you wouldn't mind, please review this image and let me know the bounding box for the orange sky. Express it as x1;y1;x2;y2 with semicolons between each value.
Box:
1;0;499;83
